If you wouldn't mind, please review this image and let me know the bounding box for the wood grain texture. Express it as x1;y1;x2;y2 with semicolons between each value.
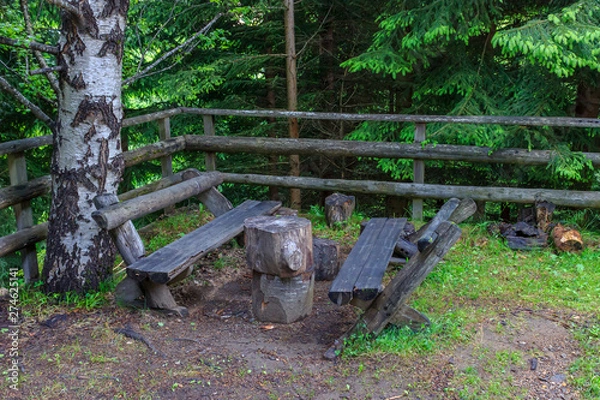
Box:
127;200;281;283
360;221;462;336
328;218;406;305
222;173;600;208
92;172;223;230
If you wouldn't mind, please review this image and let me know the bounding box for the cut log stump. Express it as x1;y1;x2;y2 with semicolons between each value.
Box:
325;193;355;227
244;216;313;278
252;270;314;324
552;223;583;252
313;237;340;281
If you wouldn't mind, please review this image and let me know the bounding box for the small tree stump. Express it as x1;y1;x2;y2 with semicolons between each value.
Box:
535;200;556;232
313;237;340;281
325;193;355;227
245;216;313;278
252;270;314;324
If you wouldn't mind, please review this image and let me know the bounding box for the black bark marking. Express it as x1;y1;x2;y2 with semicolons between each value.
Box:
68;72;87;90
61;17;86;64
84;125;97;142
93;138;109;193
81;1;100;39
70;96;121;139
98;24;125;63
82;231;116;290
101;0;130;18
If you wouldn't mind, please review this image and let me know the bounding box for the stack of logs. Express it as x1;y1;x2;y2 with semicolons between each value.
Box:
244;216;315;323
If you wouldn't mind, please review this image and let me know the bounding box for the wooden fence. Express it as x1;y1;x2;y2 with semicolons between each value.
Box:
1;107;599;279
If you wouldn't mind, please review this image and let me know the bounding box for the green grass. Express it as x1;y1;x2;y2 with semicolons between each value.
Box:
340;223;600;398
6;206;600;398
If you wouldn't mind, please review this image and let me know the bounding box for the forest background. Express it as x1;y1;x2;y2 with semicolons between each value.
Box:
1;0;600;287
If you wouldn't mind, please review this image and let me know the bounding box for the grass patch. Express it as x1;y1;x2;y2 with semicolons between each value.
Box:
570;321;600;397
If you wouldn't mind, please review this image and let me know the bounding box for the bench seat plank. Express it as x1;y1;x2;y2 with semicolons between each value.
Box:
354;218;406;301
127;200;281;284
328;218;406;305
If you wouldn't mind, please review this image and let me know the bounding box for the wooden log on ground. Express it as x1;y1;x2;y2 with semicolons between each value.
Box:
395;238;418;259
92;172;223;230
251;270;314;324
324;193;355;227
0;175;52;210
552;224;584;252
312;237;340;281
244;216;313;278
0;222;48;257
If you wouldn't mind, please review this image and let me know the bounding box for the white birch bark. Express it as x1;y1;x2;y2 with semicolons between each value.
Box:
43;0;128;292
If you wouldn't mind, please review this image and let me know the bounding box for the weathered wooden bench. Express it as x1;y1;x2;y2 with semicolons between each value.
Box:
92;169;281;316
328;218;407;306
325;197;477;359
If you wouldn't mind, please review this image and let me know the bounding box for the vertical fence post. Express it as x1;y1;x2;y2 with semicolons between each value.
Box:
203;114;216;172
413;123;426;220
8;153;39;282
158;117;174;214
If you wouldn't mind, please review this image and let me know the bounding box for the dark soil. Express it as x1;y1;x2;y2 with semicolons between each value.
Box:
0;247;583;400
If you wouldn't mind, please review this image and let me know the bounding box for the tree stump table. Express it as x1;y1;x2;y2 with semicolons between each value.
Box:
245;216;314;323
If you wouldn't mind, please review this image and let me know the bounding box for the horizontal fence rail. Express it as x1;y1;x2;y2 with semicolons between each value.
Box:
2;107;599;277
122;107;600;129
221;173;600;209
185;135;600;167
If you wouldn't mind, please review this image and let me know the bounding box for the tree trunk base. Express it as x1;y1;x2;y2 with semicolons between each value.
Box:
313;237;340;281
252;270;314;324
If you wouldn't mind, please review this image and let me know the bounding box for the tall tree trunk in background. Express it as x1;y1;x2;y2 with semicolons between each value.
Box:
43;0;128;293
265;46;280;201
574;82;600;152
284;0;301;210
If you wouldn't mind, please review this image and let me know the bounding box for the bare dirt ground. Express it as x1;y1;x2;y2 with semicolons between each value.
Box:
1;245;584;400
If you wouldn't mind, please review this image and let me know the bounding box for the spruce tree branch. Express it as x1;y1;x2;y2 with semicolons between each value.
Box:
0;36;59;54
0;75;55;129
122;13;223;87
44;0;82;19
21;0;61;96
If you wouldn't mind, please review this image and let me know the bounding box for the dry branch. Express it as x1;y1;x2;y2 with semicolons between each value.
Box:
0;76;55;128
0;36;59;54
123;13;222;86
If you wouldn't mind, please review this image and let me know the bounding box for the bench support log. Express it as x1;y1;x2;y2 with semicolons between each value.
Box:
92;172;223;230
325;221;462;360
95;193;194;315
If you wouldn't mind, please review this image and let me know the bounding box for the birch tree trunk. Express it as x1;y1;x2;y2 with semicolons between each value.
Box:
42;0;128;293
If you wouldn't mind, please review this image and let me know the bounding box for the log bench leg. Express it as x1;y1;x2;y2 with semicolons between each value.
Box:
115;276;144;307
141;281;189;317
351;298;430;331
